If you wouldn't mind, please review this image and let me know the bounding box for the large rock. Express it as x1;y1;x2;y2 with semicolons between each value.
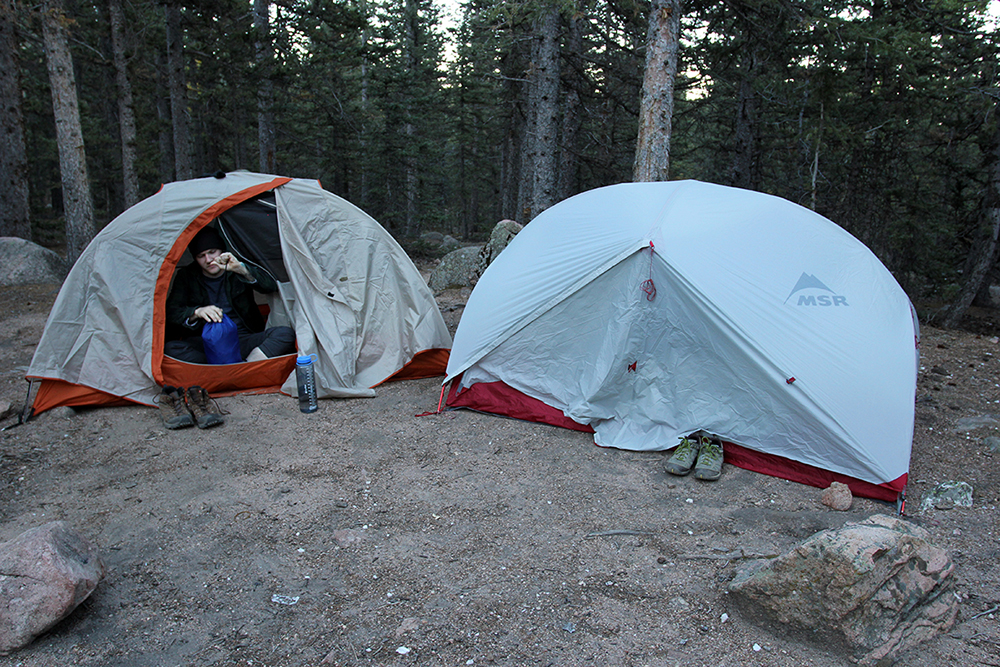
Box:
440;235;462;253
427;220;524;292
0;237;68;286
0;522;105;654
728;514;957;666
429;245;483;292
474;219;522;285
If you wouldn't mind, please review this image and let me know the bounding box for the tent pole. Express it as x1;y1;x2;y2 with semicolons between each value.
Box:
3;378;35;430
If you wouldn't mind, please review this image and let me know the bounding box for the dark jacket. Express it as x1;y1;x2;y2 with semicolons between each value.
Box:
165;262;278;340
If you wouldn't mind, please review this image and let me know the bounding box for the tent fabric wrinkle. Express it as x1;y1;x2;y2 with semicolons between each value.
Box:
445;180;916;501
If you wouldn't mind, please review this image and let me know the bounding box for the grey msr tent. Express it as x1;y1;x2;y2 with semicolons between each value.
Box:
445;181;918;502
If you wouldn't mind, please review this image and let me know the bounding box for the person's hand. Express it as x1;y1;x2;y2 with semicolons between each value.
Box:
213;252;249;277
194;305;224;323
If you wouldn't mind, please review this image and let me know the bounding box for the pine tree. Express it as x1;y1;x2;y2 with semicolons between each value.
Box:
41;0;95;263
108;0;140;207
634;0;682;182
0;0;30;239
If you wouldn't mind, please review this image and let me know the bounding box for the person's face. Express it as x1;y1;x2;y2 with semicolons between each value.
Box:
196;248;223;277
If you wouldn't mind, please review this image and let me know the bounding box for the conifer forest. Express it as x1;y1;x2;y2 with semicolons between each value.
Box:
1;0;999;321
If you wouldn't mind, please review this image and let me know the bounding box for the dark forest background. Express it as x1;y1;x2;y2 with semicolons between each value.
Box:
2;0;999;324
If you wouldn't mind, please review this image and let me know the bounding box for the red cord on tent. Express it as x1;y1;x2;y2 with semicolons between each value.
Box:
415;383;448;417
641;241;656;301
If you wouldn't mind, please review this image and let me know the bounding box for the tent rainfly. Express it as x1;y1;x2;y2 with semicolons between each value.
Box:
27;171;452;415
445;181;918;502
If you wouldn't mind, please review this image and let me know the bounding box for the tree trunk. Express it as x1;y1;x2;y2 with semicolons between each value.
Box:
731;45;761;190
530;4;560;218
0;0;30;239
517;102;533;221
254;0;276;173
633;0;681;182
402;0;419;237
809;102;824;211
557;9;582;202
41;0;95;264
358;0;371;206
154;52;174;181
108;0;139;208
498;25;528;222
405;121;418;236
165;1;193;180
940;99;1000;329
501;115;522;221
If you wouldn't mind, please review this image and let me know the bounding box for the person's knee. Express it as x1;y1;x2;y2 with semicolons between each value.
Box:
274;326;295;346
258;326;296;357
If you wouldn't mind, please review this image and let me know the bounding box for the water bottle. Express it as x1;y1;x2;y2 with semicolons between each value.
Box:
295;355;318;413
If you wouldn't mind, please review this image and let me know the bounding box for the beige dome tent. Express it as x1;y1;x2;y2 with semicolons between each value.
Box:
27;172;451;415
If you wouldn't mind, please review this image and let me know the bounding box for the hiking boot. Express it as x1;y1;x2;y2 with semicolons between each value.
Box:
664;436;700;476
693;435;724;481
185;386;225;429
158;386;194;429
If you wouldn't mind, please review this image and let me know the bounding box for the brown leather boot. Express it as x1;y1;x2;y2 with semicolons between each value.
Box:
157;386;194;429
185;386;224;429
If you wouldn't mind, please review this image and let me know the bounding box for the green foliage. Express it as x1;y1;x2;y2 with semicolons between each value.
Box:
13;0;1000;297
673;0;999;298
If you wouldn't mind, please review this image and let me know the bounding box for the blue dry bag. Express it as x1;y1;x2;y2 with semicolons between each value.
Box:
202;313;241;364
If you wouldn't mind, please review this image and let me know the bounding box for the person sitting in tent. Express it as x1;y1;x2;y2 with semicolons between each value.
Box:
165;226;296;364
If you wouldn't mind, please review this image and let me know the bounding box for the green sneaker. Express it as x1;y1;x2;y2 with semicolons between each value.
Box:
693;435;724;481
664;436;700;476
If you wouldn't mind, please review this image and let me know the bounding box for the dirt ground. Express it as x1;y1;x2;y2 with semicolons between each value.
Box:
1;278;999;667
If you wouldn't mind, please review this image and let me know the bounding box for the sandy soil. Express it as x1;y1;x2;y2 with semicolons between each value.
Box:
0;280;999;667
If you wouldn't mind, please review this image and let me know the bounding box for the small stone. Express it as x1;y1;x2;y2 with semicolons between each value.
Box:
395;617;420;637
954;415;999;431
821;481;853;511
332;529;363;547
669;596;691;611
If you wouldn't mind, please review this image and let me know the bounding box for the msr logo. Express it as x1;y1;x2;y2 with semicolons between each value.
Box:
784;273;849;306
